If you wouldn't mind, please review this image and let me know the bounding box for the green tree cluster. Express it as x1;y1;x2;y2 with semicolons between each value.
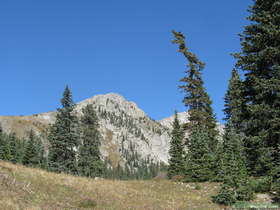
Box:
0;126;45;168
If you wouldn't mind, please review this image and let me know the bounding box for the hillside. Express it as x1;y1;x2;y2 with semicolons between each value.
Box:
0;93;171;168
0;93;223;168
0;161;224;210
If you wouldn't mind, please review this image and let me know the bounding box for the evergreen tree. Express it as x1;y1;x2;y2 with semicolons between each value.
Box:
233;0;280;176
9;133;23;163
223;69;245;132
213;67;254;205
172;30;218;151
184;127;216;182
23;130;44;167
78;104;104;177
0;133;12;161
213;131;254;205
167;111;185;179
48;85;80;174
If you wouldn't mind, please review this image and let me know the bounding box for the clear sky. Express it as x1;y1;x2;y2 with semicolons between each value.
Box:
0;0;251;122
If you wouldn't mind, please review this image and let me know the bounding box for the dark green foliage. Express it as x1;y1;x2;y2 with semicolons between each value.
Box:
78;104;104;177
213;177;254;206
22;130;45;168
48;85;80;174
250;176;272;193
212;184;237;206
273;177;280;203
213;66;255;205
223;69;245;132
105;161;165;180
233;0;280;176
218;127;248;185
0;132;12;161
9;133;25;164
172;30;218;149
167;111;185;179
213;83;253;205
184;128;216;182
0;132;26;164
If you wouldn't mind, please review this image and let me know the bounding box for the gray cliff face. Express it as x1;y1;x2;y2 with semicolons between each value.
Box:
75;93;171;166
0;93;223;167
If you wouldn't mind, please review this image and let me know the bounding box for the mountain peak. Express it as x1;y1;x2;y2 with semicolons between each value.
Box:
76;93;146;119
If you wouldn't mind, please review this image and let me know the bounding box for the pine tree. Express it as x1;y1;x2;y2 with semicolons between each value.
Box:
0;133;12;161
213;126;254;205
9;133;23;163
172;30;218;150
78;104;104;177
23;130;44;167
184;127;216;182
213;67;255;205
167;111;185;179
233;0;280;176
223;69;245;132
48;85;80;174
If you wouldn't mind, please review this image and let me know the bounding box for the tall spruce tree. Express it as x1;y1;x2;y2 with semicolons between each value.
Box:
213;68;254;205
213;125;253;205
48;86;80;174
172;30;219;182
224;69;245;132
172;30;218;150
78;104;104;177
218;69;248;181
167;111;185;179
184;127;216;182
233;0;280;176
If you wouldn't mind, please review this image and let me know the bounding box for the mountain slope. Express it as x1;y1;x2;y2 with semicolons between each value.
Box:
0;93;171;166
0;93;223;167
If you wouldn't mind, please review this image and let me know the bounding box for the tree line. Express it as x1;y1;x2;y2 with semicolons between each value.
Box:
167;0;280;206
0;85;164;180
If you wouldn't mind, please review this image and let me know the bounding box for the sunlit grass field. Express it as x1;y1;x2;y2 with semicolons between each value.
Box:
0;161;273;210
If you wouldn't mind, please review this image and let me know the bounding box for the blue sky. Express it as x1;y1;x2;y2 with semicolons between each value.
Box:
0;0;251;122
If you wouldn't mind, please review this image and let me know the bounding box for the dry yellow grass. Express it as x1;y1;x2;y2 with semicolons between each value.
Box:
0;161;224;210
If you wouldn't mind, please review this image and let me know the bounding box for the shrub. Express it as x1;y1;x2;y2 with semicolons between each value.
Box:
194;183;201;190
236;184;254;201
249;176;272;193
212;182;254;206
272;178;280;203
212;184;236;206
78;199;97;209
